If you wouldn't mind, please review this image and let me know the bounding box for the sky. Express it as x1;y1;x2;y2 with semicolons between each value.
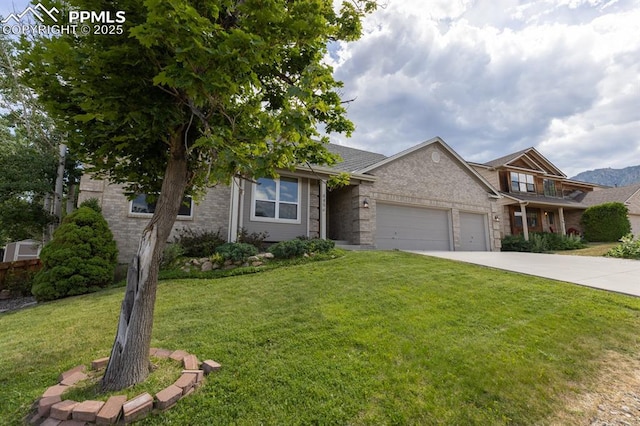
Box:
326;0;640;177
2;0;639;177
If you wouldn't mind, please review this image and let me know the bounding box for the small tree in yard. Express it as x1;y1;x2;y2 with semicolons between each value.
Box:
31;206;118;301
23;0;376;390
580;202;631;242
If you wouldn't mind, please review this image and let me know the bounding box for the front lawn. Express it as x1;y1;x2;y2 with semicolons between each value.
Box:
1;251;640;424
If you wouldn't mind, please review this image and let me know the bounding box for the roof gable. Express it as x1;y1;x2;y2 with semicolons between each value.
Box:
484;147;566;177
356;136;501;197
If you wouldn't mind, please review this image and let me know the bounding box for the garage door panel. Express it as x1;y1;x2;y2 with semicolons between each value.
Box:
376;204;451;251
459;212;488;251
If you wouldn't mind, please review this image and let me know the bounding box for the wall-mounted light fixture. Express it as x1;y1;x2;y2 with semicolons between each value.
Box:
363;198;369;209
493;215;500;222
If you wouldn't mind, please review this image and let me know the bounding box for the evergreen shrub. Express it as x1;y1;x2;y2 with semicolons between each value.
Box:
31;206;118;301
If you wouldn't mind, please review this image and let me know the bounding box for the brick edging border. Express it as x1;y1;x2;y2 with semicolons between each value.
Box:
30;348;222;425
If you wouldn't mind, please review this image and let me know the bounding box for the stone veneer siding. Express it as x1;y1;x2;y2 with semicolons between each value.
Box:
366;144;498;251
78;176;231;263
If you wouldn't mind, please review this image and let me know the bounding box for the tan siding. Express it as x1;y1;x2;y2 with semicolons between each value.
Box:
368;144;497;250
78;175;231;263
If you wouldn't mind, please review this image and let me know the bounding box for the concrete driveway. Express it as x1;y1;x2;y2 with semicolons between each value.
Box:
409;251;640;297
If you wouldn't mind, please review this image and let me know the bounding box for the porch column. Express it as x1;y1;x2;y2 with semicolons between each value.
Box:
558;207;566;235
319;180;327;239
520;203;529;241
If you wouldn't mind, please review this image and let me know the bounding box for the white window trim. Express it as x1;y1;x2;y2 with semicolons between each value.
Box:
128;195;194;220
250;177;302;224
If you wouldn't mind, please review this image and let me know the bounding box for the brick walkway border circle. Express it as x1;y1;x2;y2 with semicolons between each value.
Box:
30;348;222;425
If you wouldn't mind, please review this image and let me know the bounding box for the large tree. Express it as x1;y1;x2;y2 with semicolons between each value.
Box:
23;0;375;390
0;34;74;245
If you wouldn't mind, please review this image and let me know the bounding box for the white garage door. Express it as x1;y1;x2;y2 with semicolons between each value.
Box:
376;203;451;250
459;212;488;251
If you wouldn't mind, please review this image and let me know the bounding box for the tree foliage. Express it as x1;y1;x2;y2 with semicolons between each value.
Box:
31;206;118;301
22;0;376;196
0;35;78;244
580;202;631;242
21;0;377;390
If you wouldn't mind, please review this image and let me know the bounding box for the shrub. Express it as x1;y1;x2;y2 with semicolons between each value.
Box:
237;228;269;251
78;197;102;214
174;228;225;257
268;238;336;259
305;238;335;254
215;242;258;263
269;239;308;259
31;206;118;301
606;234;640;259
500;235;531;252
4;269;37;297
160;243;185;269
581;202;631;242
501;233;586;253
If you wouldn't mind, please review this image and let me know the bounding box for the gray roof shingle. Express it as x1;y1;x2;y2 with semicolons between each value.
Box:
579;184;640;206
326;144;387;173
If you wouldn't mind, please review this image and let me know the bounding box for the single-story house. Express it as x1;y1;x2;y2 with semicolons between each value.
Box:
78;137;503;262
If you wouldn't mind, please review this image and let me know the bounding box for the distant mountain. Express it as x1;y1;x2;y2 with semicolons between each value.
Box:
571;165;640;187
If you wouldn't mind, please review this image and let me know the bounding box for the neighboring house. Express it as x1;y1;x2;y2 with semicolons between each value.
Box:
470;148;601;240
79;137;502;262
579;184;640;236
2;239;41;262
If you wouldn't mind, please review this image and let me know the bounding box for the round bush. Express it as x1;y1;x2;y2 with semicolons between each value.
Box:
580;202;631;242
31;206;118;301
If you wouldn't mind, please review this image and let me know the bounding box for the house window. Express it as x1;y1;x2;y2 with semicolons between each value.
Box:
130;194;193;218
510;172;535;193
543;179;557;197
251;177;300;223
513;211;539;228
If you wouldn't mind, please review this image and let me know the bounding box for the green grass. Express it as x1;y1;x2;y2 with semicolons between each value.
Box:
2;251;640;425
555;242;618;257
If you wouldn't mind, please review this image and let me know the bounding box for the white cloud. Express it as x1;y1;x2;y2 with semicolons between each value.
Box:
328;0;640;177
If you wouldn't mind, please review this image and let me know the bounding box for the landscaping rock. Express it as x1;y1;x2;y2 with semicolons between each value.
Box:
201;261;213;271
42;384;69;399
90;357;109;370
95;395;127;425
58;366;86;383
38;395;62;417
155;385;183;411
50;400;79;420
60;372;88;387
72;400;104;422
182;354;199;370
182;369;204;384
247;255;259;262
174;372;197;395
169;349;188;362
201;360;222;374
251;261;263;267
153;348;173;359
122;393;153;423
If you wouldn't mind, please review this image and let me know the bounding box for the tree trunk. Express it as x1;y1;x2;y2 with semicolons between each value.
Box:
102;137;190;391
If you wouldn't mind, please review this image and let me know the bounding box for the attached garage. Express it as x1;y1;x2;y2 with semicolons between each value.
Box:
459;212;489;251
375;203;452;250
